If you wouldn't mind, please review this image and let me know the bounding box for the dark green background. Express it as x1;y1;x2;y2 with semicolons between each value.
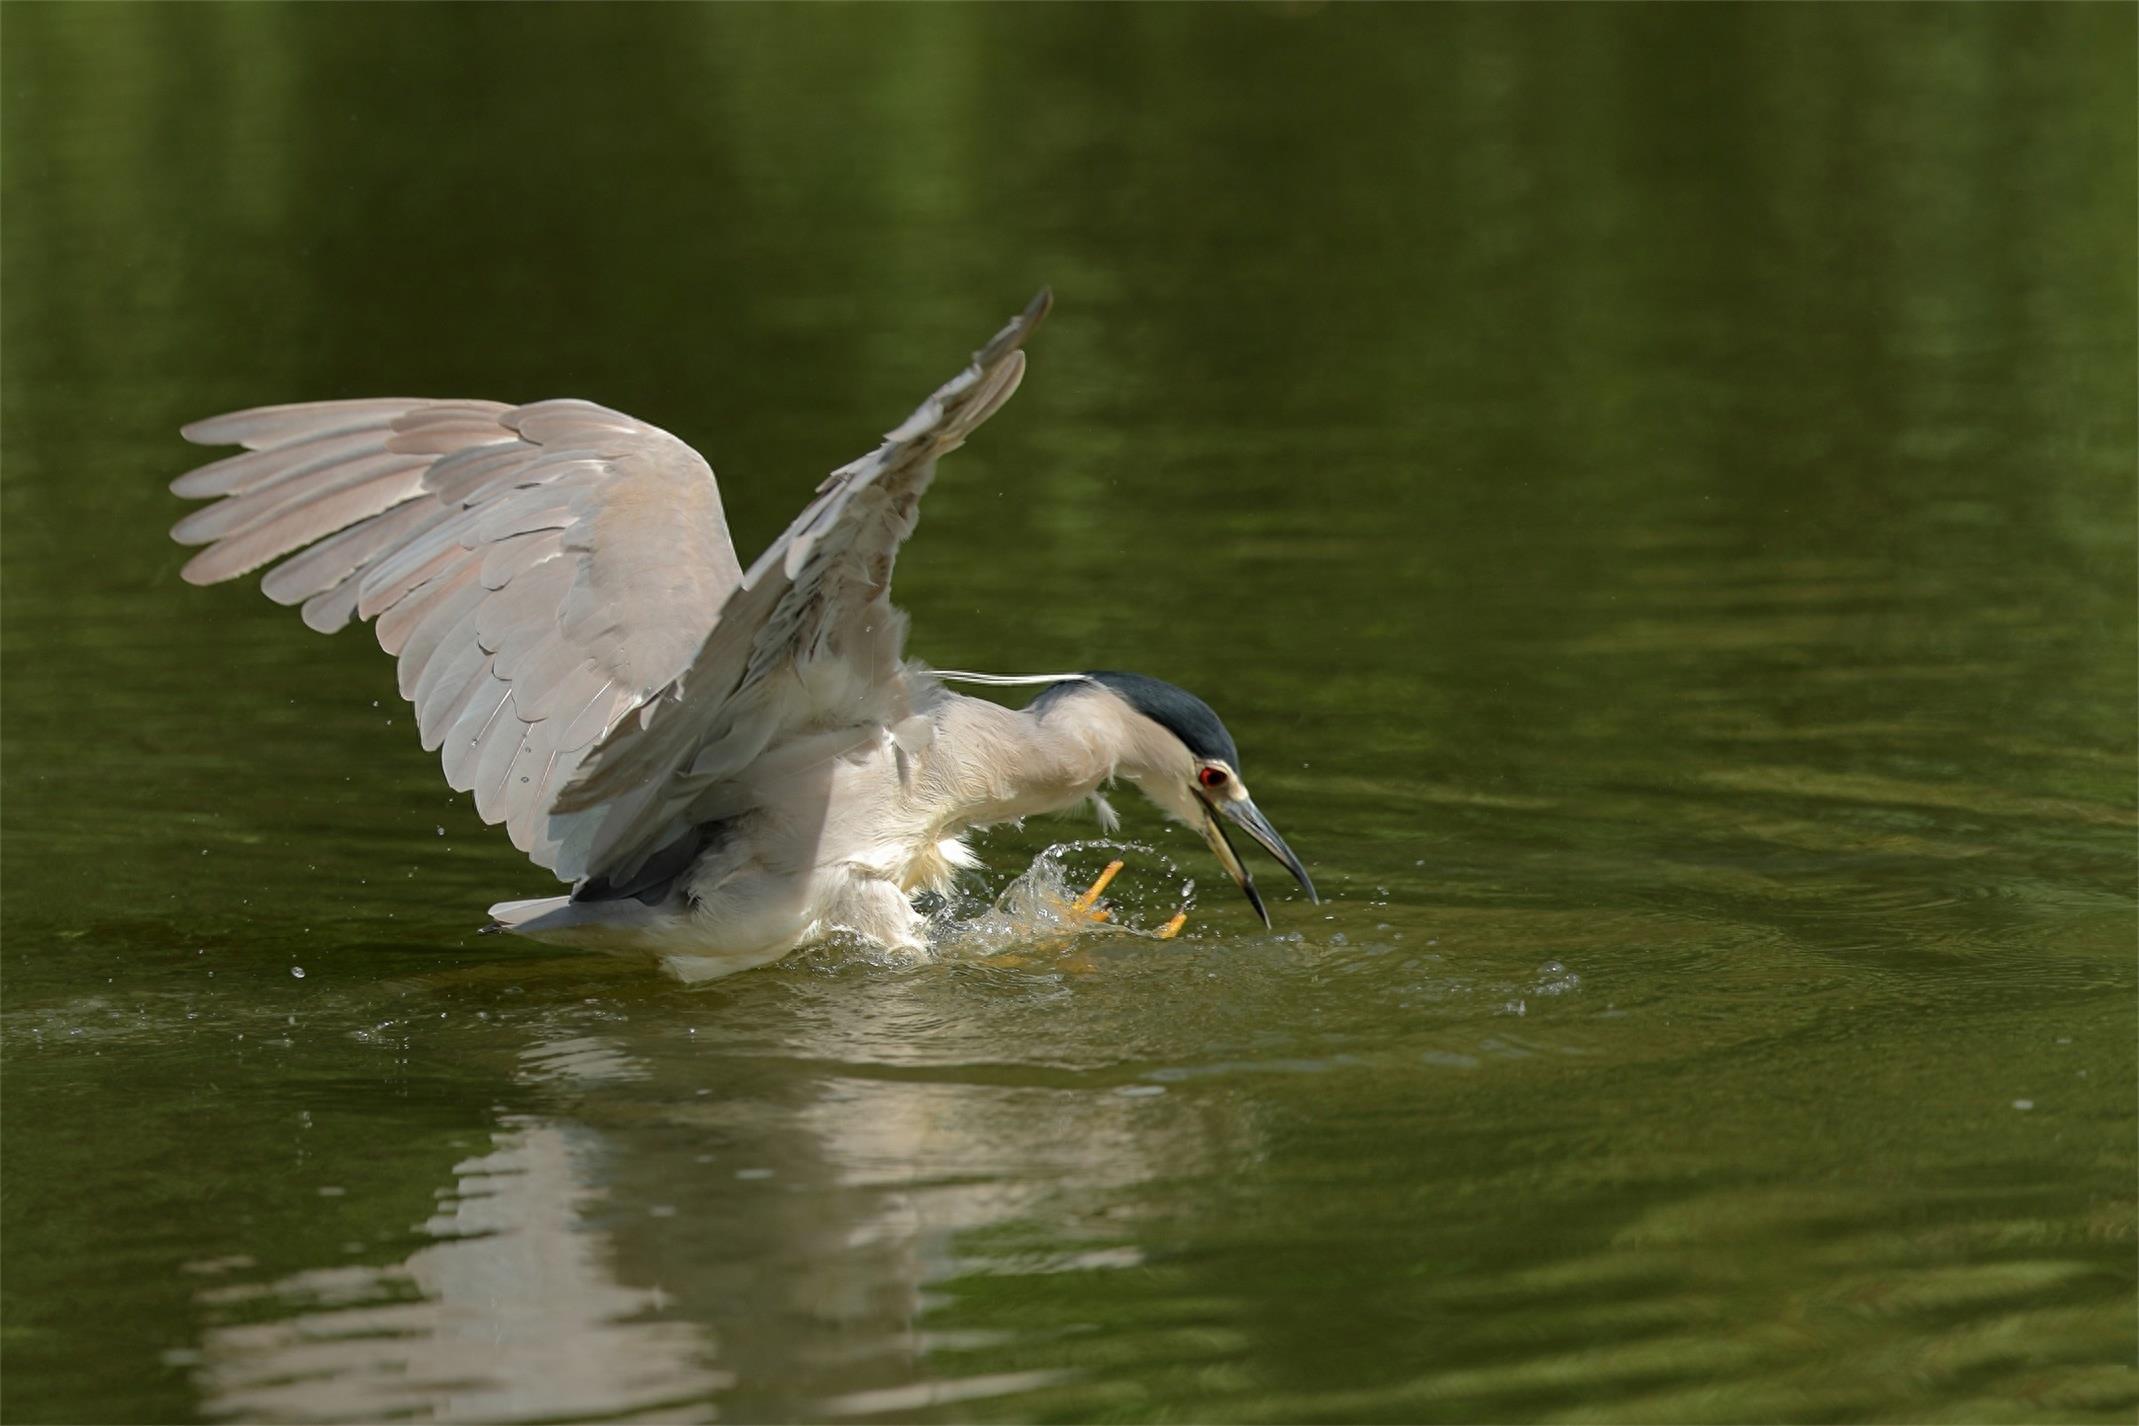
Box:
4;5;2134;1422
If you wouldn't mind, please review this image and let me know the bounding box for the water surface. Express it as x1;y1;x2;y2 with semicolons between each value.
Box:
4;6;2134;1422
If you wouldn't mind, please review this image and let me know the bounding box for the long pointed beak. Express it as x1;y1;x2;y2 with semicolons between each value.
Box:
1201;796;1318;927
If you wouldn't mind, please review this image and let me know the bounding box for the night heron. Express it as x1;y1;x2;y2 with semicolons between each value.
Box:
168;292;1316;981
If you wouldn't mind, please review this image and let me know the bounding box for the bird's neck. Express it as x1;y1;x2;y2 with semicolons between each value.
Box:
923;693;1117;834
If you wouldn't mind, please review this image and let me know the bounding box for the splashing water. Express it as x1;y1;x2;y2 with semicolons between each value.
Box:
928;839;1198;961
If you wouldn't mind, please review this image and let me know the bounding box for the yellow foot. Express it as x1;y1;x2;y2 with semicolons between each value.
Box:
1156;912;1188;940
1071;860;1124;918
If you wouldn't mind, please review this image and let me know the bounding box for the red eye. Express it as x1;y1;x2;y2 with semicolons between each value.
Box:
1198;766;1229;790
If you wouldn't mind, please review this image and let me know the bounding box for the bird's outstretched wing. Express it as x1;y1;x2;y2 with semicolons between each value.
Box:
550;290;1052;884
171;397;744;875
172;291;1049;890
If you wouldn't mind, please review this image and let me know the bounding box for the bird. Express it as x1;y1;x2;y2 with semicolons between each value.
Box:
167;291;1316;982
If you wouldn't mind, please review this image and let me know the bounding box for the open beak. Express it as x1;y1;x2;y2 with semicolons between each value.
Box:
1200;797;1319;927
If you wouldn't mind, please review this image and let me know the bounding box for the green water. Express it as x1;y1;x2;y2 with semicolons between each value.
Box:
4;6;2134;1422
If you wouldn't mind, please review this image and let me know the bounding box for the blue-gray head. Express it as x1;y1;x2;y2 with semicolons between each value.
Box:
1030;670;1318;925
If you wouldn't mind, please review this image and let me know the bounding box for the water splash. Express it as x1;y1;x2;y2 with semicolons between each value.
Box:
930;839;1197;960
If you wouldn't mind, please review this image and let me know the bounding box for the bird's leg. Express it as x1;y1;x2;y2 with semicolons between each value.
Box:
981;859;1189;969
1071;860;1124;922
1067;860;1191;940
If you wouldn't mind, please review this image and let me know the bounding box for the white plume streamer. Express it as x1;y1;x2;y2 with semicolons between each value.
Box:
930;670;1093;688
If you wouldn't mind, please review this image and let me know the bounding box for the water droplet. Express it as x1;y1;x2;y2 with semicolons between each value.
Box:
435;826;445;836
2012;1099;2034;1111
290;966;305;979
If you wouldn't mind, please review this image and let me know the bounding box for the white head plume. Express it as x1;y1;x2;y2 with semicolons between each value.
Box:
929;669;1094;688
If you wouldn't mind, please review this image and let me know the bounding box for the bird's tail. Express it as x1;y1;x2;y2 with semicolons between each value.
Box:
485;895;573;935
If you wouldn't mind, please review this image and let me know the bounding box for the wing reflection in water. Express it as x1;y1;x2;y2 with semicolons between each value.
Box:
184;960;1264;1422
192;1112;730;1423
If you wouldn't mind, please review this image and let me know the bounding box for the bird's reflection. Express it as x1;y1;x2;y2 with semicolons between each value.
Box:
193;1114;729;1422
187;957;1264;1421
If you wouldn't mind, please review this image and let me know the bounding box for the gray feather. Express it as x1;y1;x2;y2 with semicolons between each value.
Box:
180;398;423;449
300;581;363;636
479;531;564;590
260;499;450;607
556;679;622;750
179;462;430;585
385;566;483;679
442;676;514;792
410;602;491;720
425;443;536;505
171;422;397;499
418;653;497;754
469;698;530;818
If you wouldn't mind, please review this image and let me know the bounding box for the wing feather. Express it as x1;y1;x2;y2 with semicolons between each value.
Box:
387;566;485;687
425;443;536;504
172;424;401;500
359;514;488;623
171;396;742;877
550;291;1051;881
419;655;499;754
180;399;425;449
508;739;566;851
443;677;515;792
261;498;450;609
299;580;363;637
479;530;564;589
472;714;530;822
413;627;491;735
178;459;431;582
172;296;1048;888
